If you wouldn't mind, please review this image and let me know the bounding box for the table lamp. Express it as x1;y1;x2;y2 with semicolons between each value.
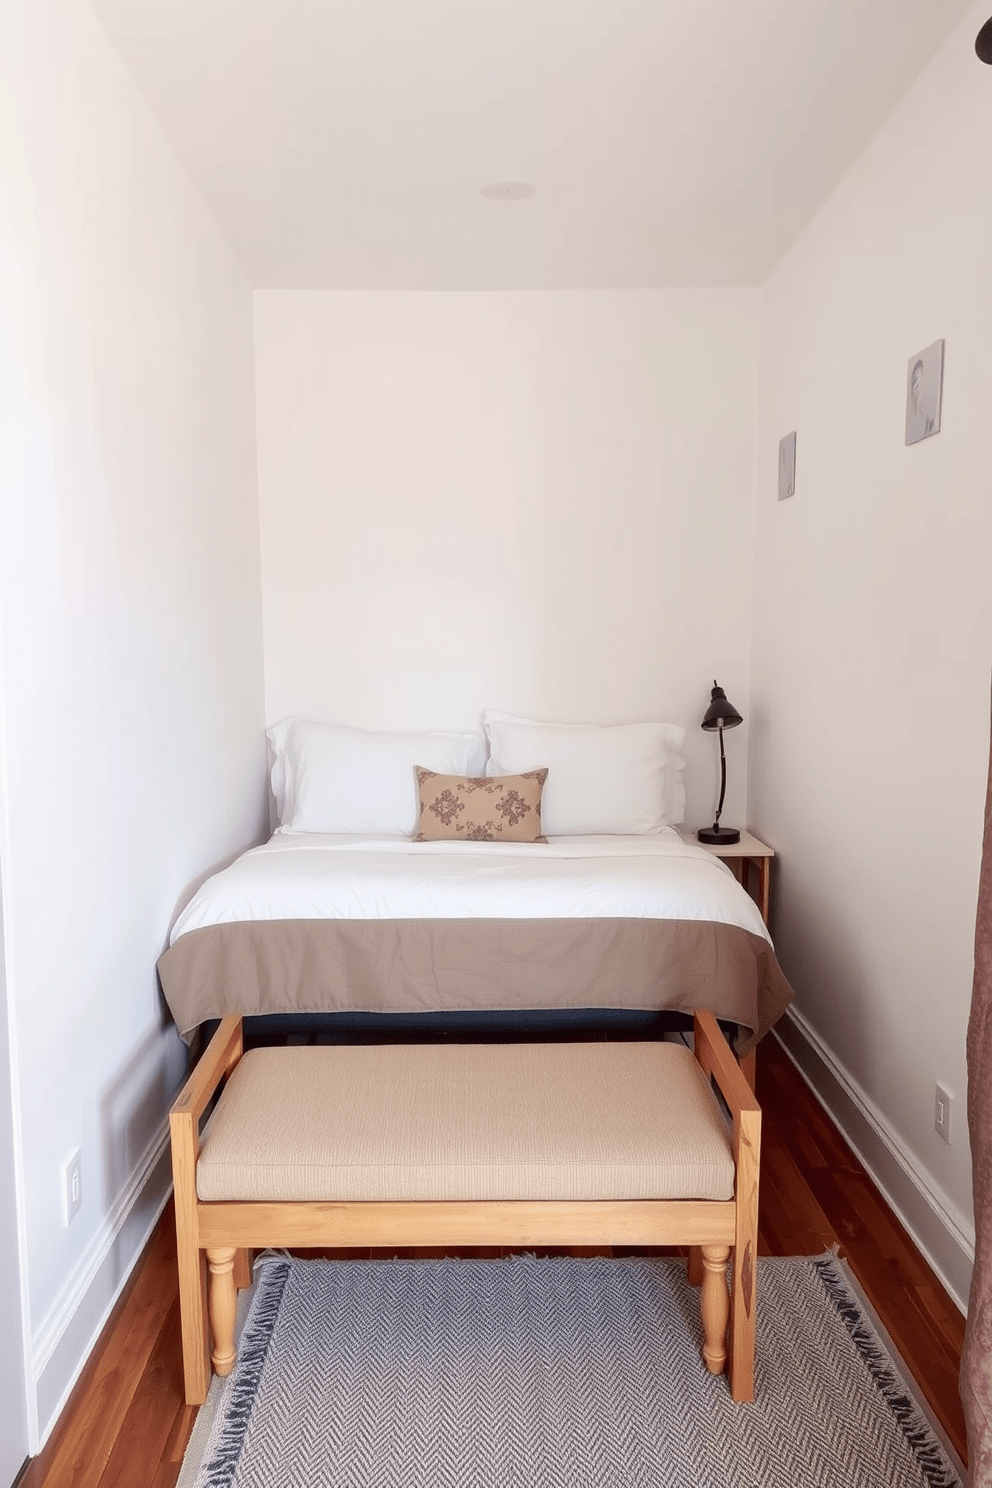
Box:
697;681;743;846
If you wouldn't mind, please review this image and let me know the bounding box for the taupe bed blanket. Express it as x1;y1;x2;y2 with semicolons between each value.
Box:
157;915;793;1051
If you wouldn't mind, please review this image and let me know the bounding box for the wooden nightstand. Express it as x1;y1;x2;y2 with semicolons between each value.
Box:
680;830;775;926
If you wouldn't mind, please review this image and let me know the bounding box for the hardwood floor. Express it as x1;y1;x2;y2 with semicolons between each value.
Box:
17;1033;968;1487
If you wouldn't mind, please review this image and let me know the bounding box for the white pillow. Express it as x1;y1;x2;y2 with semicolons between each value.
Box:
268;719;487;835
482;710;686;836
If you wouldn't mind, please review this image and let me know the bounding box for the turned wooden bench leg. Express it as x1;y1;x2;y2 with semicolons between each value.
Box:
207;1245;239;1377
700;1244;730;1375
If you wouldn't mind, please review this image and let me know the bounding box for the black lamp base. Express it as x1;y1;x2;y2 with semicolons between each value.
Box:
698;825;741;846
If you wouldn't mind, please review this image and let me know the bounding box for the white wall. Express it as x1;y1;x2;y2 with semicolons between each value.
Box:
0;0;266;1444
751;0;992;1304
254;289;760;829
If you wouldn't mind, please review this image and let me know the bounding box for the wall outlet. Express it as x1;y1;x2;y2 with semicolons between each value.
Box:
62;1149;82;1225
934;1083;953;1146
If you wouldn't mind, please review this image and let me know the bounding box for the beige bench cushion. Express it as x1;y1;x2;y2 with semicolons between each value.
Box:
196;1042;735;1204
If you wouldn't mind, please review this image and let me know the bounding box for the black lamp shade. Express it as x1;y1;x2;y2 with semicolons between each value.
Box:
977;16;992;63
700;682;743;732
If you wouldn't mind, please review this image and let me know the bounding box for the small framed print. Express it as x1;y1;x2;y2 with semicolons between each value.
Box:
905;339;944;445
778;431;796;501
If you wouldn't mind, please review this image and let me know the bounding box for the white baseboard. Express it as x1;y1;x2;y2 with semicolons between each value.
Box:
30;1120;173;1448
774;1007;974;1314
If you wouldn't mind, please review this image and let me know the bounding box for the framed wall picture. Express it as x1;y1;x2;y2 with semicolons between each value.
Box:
778;431;796;501
905;340;944;445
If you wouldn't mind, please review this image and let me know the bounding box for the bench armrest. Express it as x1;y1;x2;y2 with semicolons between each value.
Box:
692;1009;759;1124
693;1005;760;1222
170;1016;244;1150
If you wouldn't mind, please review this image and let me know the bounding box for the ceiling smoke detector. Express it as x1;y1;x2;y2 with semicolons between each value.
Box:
479;181;536;201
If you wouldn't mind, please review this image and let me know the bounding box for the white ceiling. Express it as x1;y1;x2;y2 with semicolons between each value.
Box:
88;0;975;290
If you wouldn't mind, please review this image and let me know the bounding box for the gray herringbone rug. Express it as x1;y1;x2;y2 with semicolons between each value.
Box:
185;1253;961;1488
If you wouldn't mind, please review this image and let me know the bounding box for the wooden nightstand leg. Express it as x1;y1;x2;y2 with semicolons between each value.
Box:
758;858;770;925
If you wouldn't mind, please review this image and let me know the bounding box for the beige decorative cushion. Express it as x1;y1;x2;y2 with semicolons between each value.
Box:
196;1042;735;1203
414;767;548;843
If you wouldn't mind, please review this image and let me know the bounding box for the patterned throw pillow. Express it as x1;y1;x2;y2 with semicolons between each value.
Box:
414;767;549;843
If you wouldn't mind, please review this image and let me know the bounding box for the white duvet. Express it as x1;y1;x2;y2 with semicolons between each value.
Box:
170;829;770;946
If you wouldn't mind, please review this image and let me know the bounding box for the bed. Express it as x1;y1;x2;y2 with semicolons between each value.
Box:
158;829;792;1050
157;713;793;1051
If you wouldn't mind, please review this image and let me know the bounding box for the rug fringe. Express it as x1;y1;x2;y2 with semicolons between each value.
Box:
253;1248;293;1276
812;1257;959;1488
195;1259;291;1488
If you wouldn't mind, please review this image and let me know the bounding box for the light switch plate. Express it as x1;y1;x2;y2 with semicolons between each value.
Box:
778;431;796;500
935;1083;953;1145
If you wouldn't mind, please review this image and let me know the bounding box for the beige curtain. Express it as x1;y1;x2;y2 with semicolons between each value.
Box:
963;692;992;1486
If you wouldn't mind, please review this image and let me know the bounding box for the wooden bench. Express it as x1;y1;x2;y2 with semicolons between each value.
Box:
170;1009;760;1406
